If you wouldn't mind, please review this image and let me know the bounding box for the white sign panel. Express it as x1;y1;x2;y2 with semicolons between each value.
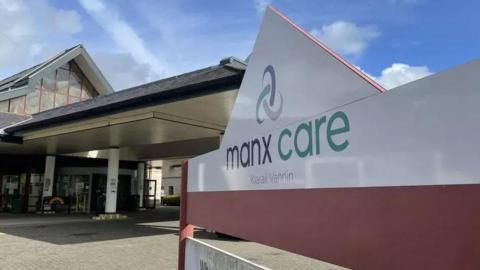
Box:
43;178;53;196
185;238;269;270
222;8;382;146
188;7;480;192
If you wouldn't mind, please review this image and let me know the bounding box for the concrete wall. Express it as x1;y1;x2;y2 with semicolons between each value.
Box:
146;160;162;203
160;159;182;196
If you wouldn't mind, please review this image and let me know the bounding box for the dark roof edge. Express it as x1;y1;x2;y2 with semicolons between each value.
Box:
6;71;244;134
0;134;23;144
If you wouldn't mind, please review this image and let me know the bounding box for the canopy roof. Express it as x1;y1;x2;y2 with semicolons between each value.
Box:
0;57;246;161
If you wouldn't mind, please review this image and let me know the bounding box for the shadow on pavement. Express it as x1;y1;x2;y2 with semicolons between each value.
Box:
0;207;180;245
194;229;245;242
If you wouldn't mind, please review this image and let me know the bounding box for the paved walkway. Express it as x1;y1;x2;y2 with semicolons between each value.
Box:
0;207;346;270
0;213;94;227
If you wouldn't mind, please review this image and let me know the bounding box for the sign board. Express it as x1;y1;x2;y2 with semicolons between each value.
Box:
183;6;480;270
43;178;52;196
185;238;269;270
189;7;383;193
109;178;117;193
189;8;480;192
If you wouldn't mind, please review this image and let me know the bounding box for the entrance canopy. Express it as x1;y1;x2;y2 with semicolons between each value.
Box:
0;58;245;161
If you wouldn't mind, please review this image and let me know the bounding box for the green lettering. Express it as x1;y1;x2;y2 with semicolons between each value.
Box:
327;111;350;152
278;129;292;160
294;122;313;158
315;116;327;155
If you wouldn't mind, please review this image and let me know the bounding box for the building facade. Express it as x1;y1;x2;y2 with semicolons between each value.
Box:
0;45;245;214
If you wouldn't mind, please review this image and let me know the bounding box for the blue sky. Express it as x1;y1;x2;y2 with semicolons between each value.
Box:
0;0;479;90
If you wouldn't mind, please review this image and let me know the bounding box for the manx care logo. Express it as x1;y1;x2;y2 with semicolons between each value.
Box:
256;65;283;124
226;65;351;170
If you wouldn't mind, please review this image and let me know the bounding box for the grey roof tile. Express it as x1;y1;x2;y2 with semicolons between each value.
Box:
0;112;30;129
6;60;245;133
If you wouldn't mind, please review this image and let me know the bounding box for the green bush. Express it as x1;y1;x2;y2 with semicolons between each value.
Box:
162;195;180;206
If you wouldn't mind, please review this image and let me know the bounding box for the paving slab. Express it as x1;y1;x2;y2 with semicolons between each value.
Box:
0;207;346;270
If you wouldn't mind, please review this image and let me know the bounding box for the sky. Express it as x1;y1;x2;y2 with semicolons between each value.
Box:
0;0;478;91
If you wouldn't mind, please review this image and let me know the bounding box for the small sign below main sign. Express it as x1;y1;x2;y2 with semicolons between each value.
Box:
185;237;270;270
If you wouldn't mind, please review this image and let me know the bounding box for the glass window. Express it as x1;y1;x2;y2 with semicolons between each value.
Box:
35;60;99;108
69;96;80;104
60;62;70;71
56;68;69;96
82;79;94;100
55;93;67;108
9;96;25;114
71;175;90;213
19;174;27;196
40;91;54;111
56;175;71;197
55;175;90;213
3;175;19;196
25;91;40;114
87;80;99;98
43;70;56;92
28;174;43;212
81;89;91;100
69;72;82;98
34;79;42;91
0;100;9;112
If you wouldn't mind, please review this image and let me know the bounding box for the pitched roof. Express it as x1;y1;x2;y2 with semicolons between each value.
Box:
0;112;30;130
0;44;113;95
5;57;246;134
0;64;40;92
0;45;80;92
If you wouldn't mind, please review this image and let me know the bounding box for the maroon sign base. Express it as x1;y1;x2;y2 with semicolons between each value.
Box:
186;182;480;270
178;161;193;270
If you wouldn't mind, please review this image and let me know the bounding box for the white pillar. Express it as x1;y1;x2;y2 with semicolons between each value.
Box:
137;162;145;208
105;148;119;213
42;155;55;198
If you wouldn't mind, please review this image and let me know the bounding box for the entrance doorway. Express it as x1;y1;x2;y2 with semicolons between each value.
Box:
0;174;28;213
91;174;106;213
1;175;20;212
54;174;90;213
117;175;132;211
91;174;132;213
144;179;157;209
27;174;43;212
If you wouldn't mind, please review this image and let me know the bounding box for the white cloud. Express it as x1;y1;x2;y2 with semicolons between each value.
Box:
310;21;380;57
375;63;433;89
254;0;272;14
135;1;254;80
81;0;254;90
0;0;83;72
54;9;83;35
92;52;154;90
79;0;168;82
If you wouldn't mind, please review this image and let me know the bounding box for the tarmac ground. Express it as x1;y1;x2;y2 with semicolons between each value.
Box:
0;207;346;270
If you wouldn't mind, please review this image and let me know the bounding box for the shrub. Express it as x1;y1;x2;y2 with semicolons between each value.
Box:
162;195;180;206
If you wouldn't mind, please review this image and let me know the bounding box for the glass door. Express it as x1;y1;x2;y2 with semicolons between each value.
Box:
54;175;71;213
27;174;43;212
71;175;89;213
1;175;20;212
91;174;106;213
54;175;90;213
144;180;157;209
